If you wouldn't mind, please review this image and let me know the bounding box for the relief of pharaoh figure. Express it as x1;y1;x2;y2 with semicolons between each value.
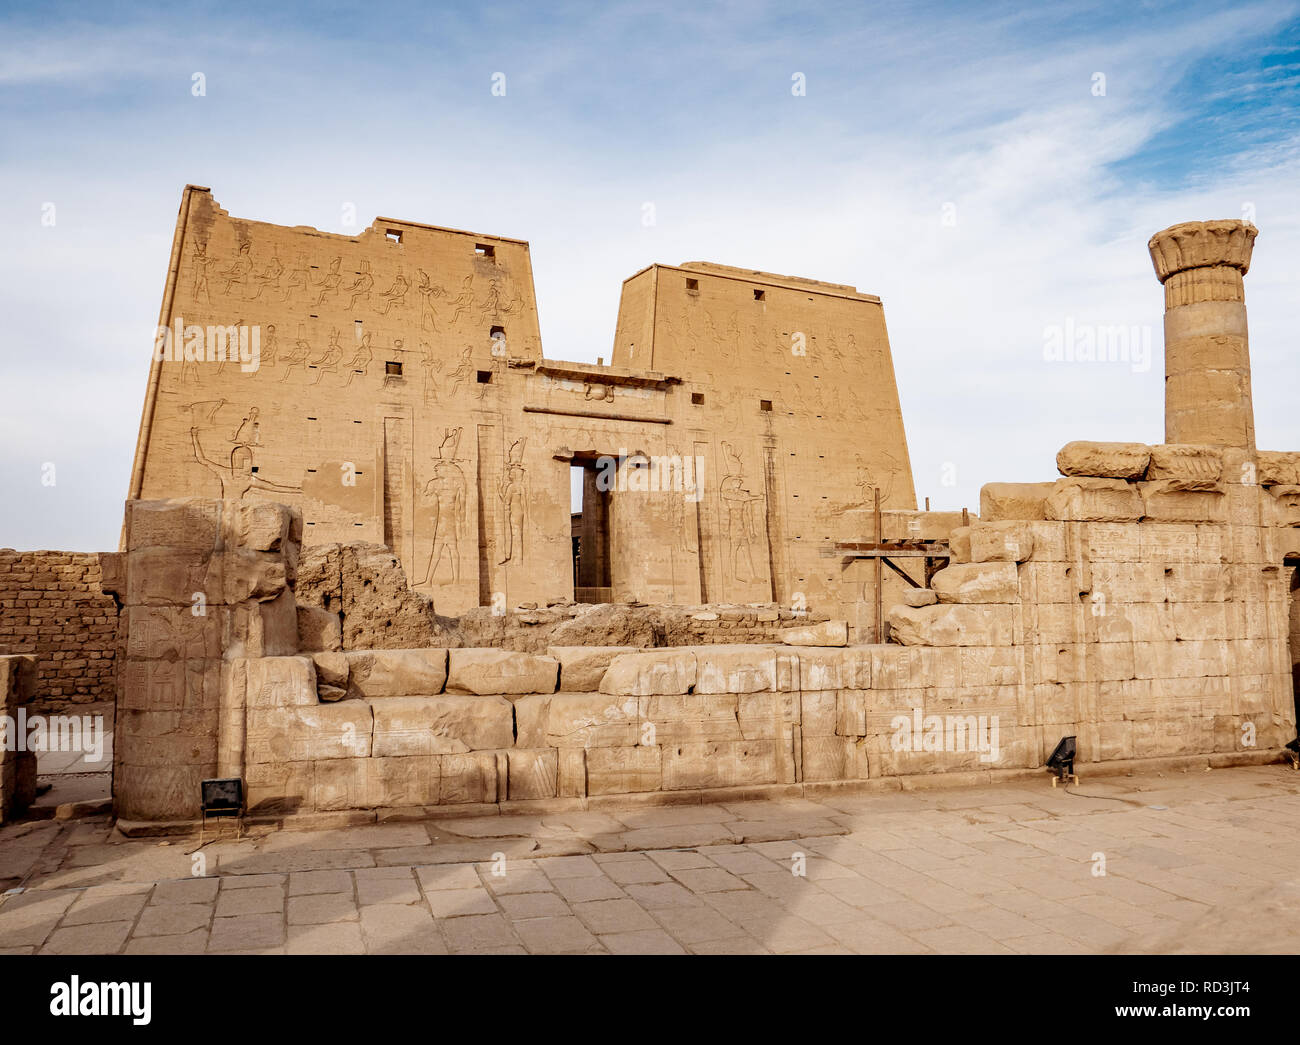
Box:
417;427;467;585
719;441;763;583
190;417;300;500
497;436;527;565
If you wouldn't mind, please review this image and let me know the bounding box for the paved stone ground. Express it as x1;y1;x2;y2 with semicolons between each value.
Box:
3;763;1300;954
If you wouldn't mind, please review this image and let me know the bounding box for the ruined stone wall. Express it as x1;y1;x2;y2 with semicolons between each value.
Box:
0;551;117;712
293;542;830;653
112;488;1295;822
886;442;1300;767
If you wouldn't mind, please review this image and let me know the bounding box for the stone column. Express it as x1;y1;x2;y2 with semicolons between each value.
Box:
1148;220;1258;450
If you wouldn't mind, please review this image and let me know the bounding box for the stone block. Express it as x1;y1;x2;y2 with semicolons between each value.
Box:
235;500;293;552
904;588;937;607
312;651;349;689
507;749;558;800
798;647;846;691
447;648;557;695
297;605;342;652
660;740;781;790
0;655;36;708
599;650;696;696
371;694;513;756
346;649;448;699
245;700;373;763
1257;451;1300;487
1056;441;1151;480
546;645;640;691
969;522;1035;563
1145;444;1224;488
949;526;972;563
980;482;1056;522
1045;478;1144;522
546;692;640;748
778;620;848;646
124;498;222;553
244;655;318;709
1139;480;1226;522
693;645;777;692
888;604;1014;647
931;562;1019;604
438;752;499;804
585;746;662;796
512;694;551;748
639;692;742;744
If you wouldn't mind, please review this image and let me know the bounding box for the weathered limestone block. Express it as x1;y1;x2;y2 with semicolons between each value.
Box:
246;700;373;763
508;749;558;800
297;604;342;652
221;550;289;605
124;546;216;606
960;645;1023;686
1265;485;1300;528
244;655;318;709
888;604;1014;647
881;510;971;541
228;589;299;660
512;694;550;748
949;526;972;563
904;588;937;607
244;759;316;814
599;649;696;696
124;498;222;553
546;645;640;691
346;649;448;699
438;752;499;804
1045;478;1143;522
779;620;848;646
0;655;36;709
1257;451;1300;487
968;522;1034;563
370;754;439;808
546;692;640;748
694;645;777;692
235;500;294;552
640;692;742;744
557;749;587;798
980;482;1056;522
661;739;781;790
931;562;1019;604
312;651;349;689
1145;444;1224;488
447;648;557;695
372;695;514;756
1139;480;1226;523
585;746;662;796
871;645;925;688
1056;441;1152;480
798;648;846;691
802;735;847;780
799;689;839;735
736;691;797;739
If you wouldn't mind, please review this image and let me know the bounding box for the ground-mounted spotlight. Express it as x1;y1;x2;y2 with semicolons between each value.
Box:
200;778;244;841
1046;735;1077;788
1286;738;1300;771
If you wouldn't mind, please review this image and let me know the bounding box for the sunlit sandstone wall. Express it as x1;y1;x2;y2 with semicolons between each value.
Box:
109;484;1294;822
611;262;918;629
129;187;918;626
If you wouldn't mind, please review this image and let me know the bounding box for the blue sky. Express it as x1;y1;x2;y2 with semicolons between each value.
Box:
1;0;1298;549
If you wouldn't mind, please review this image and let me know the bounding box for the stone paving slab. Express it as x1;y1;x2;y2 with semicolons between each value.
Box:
3;764;1300;954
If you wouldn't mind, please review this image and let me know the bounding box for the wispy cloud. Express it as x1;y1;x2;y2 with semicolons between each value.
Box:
1;0;1297;548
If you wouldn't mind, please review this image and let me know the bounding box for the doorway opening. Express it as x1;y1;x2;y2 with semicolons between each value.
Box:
571;458;612;603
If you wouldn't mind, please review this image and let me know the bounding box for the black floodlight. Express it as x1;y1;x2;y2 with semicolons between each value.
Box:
201;778;243;819
1046;735;1077;787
